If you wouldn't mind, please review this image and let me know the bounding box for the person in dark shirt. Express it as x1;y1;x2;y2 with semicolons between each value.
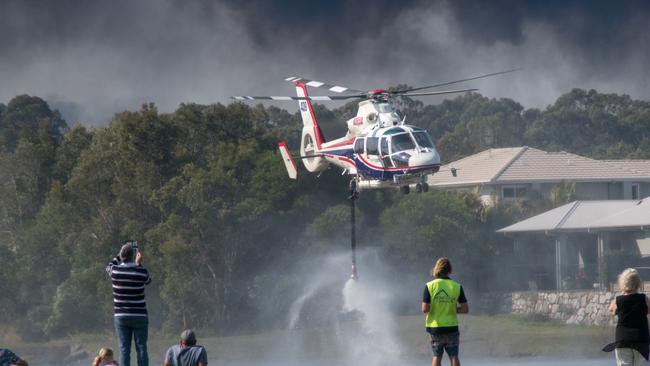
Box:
608;268;650;365
0;349;28;366
106;242;152;366
422;257;468;366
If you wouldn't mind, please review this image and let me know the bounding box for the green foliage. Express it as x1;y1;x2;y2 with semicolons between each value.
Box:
550;181;577;206
2;87;650;339
379;190;481;273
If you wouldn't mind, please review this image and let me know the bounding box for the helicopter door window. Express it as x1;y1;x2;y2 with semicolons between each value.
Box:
365;137;384;167
366;137;379;155
380;137;389;156
380;137;394;167
354;138;364;154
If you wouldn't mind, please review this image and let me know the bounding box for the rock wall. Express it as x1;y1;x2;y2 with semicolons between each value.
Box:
475;291;616;326
511;291;615;325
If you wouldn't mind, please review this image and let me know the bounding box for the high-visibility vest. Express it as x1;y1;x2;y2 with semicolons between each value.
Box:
425;278;461;328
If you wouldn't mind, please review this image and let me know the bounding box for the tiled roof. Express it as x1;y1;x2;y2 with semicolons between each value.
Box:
601;160;650;175
428;147;526;186
497;198;650;233
429;146;650;187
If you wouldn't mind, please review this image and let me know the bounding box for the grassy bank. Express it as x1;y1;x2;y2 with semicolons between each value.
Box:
399;314;612;359
2;314;613;364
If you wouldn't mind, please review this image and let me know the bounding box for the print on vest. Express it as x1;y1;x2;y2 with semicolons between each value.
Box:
433;289;454;304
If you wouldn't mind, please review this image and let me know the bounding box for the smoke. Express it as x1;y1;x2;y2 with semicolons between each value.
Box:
1;0;649;125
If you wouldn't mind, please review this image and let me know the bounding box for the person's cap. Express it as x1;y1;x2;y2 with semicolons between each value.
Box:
119;243;133;261
180;329;196;343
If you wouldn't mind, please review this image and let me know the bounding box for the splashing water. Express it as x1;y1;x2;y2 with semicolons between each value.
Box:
286;252;349;330
284;250;403;366
341;277;401;366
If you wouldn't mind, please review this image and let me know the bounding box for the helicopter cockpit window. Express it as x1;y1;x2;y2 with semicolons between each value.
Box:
366;137;379;155
377;103;393;113
390;133;416;152
384;127;405;135
353;138;364;154
413;131;434;148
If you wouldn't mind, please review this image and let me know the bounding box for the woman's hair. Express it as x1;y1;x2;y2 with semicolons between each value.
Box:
93;348;115;366
432;257;452;278
618;268;642;293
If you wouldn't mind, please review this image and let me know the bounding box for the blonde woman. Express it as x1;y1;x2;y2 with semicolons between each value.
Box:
608;268;650;366
93;348;119;366
422;257;468;366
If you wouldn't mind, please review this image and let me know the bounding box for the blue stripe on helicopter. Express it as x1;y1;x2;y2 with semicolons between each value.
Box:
321;149;438;181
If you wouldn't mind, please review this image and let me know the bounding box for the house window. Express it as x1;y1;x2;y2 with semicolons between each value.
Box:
502;185;528;200
631;183;640;200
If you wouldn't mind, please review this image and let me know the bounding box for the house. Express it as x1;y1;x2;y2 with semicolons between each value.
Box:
427;146;650;205
497;198;650;291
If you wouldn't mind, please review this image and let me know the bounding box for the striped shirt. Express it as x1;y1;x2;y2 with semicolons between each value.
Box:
106;256;151;317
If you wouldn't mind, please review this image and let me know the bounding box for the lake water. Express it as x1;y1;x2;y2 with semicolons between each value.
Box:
212;358;612;366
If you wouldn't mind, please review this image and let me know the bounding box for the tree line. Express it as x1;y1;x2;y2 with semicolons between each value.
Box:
0;88;649;339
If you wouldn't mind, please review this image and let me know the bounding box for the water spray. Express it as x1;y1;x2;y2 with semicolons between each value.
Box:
349;179;359;280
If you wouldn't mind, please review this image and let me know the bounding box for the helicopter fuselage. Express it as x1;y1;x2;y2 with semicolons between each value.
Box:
281;81;441;192
317;123;441;189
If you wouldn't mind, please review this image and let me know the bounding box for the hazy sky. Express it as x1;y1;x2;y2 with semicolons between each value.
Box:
1;0;649;125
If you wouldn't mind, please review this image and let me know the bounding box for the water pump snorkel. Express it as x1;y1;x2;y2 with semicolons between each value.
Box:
350;180;358;280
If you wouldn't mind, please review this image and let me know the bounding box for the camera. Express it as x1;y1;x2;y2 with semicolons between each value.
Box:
125;240;139;255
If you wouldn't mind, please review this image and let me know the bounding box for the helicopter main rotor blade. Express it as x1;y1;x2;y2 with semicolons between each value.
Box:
393;68;520;94
232;94;365;101
285;76;365;94
232;96;305;101
399;88;478;97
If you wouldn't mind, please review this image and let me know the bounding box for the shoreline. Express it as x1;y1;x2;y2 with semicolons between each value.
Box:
2;314;614;365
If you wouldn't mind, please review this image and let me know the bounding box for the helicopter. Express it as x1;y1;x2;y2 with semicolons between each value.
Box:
233;69;518;195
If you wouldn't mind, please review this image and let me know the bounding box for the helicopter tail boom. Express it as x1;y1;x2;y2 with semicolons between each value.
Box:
296;82;329;173
295;82;326;149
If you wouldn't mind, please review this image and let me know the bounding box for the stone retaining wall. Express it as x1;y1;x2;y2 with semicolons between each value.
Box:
475;290;616;326
511;291;615;325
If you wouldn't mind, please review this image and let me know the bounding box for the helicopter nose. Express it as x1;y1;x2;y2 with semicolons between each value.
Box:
409;150;440;166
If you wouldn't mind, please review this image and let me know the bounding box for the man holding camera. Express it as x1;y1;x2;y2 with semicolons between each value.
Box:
106;241;152;366
0;348;28;366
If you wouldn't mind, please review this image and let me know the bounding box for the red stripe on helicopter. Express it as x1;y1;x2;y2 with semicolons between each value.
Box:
337;156;355;164
295;82;326;149
322;153;356;169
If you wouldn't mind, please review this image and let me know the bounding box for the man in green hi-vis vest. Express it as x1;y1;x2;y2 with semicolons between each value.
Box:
422;257;469;366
